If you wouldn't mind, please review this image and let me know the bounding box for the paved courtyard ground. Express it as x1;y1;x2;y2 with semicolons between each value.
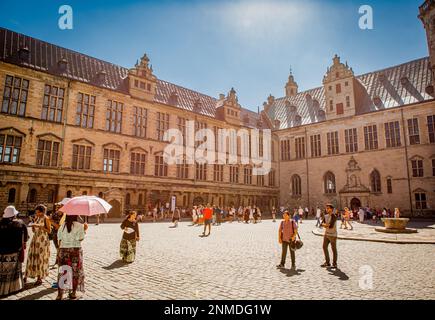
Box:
3;220;435;300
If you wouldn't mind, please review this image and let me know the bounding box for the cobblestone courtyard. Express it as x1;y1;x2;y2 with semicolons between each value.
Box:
3;220;435;300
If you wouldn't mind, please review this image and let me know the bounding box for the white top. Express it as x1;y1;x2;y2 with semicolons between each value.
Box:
57;221;85;248
316;209;321;218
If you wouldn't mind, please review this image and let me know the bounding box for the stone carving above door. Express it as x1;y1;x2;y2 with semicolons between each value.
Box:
340;156;370;193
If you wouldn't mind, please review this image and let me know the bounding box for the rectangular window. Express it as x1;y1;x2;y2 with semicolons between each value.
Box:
407;118;420;145
345;128;358;153
36;140;59;167
196;163;207;181
346;96;350;108
72;145;91;170
178;117;187;146
295;137;305;159
427;115;435;143
268;169;276;186
244;167;252;185
387;178;393;194
130;152;146;175
310;134;321;157
433;159;435;177
364;125;378;150
105;100;123;133
415;193;427;210
76;93;95;128
257;174;264;186
327;131;339;155
41;84;65;122
2;75;28;116
195;121;207;147
133;107;148;138
336;83;341;94
156;112;170;141
230;165;239;183
329;100;333;111
280;139;291;161
154;154;168;176
336;103;344;115
176;158;189;179
0;134;22;163
385;121;401;148
213;164;224;182
103;149;120;172
411;159;424;177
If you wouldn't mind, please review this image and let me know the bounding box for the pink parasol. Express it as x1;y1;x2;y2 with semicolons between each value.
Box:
59;195;112;216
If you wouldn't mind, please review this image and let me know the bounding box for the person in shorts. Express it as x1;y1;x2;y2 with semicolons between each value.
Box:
202;204;213;237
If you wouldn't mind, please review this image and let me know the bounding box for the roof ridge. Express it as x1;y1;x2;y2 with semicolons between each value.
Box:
0;27;129;71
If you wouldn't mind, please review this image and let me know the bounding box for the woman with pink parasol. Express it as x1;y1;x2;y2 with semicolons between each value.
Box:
56;196;111;300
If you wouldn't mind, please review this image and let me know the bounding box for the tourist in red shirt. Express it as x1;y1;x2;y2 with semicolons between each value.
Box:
202;204;213;237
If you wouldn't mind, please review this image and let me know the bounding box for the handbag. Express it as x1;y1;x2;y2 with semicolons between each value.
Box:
290;223;303;251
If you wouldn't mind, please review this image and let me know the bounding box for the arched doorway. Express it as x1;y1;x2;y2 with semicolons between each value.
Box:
350;198;361;211
108;199;121;218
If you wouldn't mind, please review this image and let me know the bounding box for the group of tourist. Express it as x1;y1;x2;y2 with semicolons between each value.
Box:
277;203;338;270
0;201;143;299
0;203;87;300
0;198;402;299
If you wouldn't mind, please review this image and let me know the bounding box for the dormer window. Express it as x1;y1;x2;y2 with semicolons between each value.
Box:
18;46;30;63
373;96;382;108
57;58;68;72
378;73;386;83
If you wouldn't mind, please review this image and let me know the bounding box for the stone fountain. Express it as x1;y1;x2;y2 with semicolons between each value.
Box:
375;218;418;234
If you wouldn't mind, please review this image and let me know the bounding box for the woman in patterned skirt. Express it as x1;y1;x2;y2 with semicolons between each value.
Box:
120;211;140;263
25;205;51;286
0;206;28;296
56;215;86;300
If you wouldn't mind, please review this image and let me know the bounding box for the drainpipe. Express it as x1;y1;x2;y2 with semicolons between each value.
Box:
400;108;413;216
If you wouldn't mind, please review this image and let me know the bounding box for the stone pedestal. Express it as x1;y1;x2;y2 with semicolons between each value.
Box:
375;218;417;234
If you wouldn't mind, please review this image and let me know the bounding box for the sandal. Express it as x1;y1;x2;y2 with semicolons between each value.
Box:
34;279;43;286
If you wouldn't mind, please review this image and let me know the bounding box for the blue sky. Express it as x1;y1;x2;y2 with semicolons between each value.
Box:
0;0;427;110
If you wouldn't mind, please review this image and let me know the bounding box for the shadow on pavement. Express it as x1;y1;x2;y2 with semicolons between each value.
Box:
103;260;129;270
327;268;349;280
18;287;56;300
279;268;306;277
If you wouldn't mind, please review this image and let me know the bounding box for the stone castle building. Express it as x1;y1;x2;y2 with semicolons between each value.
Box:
0;1;434;217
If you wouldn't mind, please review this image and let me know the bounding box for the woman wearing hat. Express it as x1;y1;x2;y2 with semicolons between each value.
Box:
0;206;29;296
25;204;51;286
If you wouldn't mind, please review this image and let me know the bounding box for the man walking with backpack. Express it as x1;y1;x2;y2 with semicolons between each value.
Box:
276;211;298;270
